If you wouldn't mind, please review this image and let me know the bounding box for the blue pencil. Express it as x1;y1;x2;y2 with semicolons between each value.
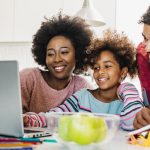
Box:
0;137;57;143
18;138;57;143
17;138;41;142
43;139;57;143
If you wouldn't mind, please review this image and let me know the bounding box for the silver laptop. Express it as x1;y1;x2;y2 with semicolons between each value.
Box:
0;61;51;138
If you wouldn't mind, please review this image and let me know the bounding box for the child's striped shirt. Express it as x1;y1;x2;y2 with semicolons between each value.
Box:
25;82;144;131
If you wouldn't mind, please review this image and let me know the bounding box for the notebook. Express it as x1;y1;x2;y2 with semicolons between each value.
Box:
0;61;51;138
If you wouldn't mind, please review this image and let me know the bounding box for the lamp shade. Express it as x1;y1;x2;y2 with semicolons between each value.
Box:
75;0;106;27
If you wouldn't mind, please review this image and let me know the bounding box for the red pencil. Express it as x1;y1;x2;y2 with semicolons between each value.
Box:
0;138;19;141
0;140;41;145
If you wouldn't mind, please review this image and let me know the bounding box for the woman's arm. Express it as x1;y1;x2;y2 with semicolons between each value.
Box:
20;69;34;113
118;82;144;131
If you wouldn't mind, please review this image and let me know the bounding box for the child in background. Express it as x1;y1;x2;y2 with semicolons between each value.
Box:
23;29;144;131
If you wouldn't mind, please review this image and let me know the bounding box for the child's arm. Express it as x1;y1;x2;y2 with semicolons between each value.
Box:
24;112;47;127
50;94;80;112
24;91;82;127
118;82;144;131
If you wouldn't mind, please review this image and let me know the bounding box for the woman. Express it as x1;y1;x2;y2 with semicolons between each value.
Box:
21;12;95;114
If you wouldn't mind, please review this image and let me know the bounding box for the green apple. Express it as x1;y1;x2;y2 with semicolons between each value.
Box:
93;118;107;143
58;116;72;141
68;113;99;145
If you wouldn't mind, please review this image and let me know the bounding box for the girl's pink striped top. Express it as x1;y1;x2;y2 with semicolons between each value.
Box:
25;82;144;131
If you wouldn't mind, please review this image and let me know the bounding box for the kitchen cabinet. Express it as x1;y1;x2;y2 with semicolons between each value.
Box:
0;0;116;42
63;0;83;15
13;0;63;41
0;0;14;41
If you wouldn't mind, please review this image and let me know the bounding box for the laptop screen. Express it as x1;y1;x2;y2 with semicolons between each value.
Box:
0;61;24;137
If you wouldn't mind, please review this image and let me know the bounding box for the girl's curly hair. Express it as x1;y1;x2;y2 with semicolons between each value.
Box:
31;11;94;74
85;29;138;79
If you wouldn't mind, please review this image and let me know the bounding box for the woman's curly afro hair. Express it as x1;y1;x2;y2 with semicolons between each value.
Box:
85;29;138;79
31;11;94;74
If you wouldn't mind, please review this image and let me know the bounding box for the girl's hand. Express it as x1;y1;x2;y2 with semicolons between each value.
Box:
117;87;124;102
23;115;28;124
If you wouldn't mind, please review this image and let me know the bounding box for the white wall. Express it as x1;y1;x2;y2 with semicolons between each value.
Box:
0;42;39;71
116;0;150;47
0;0;14;41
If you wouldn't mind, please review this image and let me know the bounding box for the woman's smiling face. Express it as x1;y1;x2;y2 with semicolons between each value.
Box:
46;36;76;80
93;50;126;91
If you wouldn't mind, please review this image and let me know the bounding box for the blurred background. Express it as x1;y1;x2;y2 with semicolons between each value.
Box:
0;0;150;98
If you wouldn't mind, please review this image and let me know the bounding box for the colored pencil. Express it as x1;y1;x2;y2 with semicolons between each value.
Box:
0;138;19;141
0;147;33;150
0;138;57;143
0;138;41;142
43;139;57;143
17;138;41;142
0;141;41;145
0;141;19;144
0;142;32;147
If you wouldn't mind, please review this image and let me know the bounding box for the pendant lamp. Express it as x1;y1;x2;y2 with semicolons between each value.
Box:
75;0;106;27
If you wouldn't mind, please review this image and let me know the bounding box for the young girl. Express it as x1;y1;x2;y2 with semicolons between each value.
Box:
23;29;144;131
21;12;95;114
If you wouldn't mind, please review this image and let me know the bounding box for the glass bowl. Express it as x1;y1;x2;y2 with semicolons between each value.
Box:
47;112;120;150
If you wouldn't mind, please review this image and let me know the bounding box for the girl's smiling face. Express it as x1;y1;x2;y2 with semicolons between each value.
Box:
93;50;127;91
46;36;76;80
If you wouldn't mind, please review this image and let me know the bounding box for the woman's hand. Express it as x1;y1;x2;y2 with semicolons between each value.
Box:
133;107;150;129
23;115;28;124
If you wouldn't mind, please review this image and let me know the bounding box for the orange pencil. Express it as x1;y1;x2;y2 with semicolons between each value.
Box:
0;142;32;147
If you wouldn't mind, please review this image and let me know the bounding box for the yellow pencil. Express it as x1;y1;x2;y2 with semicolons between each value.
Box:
0;142;32;147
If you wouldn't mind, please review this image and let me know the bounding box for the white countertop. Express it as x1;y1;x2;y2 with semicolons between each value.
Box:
35;129;149;150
